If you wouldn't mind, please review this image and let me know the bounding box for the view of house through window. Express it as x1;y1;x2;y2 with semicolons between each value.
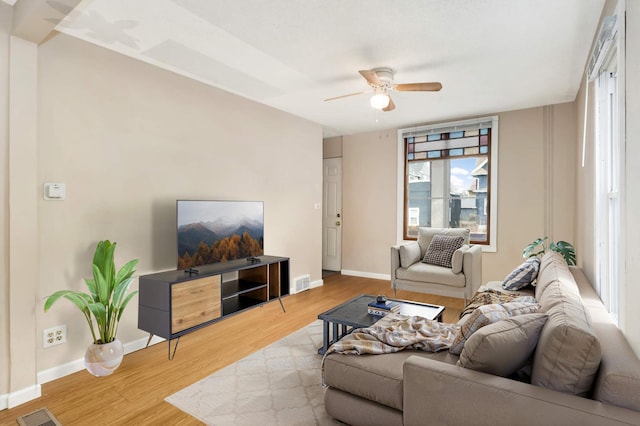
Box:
407;156;489;242
400;117;497;248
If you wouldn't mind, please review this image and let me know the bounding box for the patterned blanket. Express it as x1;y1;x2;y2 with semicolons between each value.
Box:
323;313;460;357
459;288;524;320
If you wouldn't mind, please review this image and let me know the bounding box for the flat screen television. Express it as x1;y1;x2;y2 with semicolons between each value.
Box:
177;200;264;269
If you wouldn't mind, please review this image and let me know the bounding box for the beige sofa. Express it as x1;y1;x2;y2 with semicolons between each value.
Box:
324;252;640;425
391;227;482;303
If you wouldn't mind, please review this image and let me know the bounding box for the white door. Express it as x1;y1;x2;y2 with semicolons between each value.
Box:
322;158;342;271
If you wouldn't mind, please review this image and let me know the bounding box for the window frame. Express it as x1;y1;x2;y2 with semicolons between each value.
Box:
397;116;499;252
593;10;625;325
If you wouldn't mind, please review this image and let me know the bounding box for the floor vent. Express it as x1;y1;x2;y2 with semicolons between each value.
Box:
294;274;310;293
17;408;61;426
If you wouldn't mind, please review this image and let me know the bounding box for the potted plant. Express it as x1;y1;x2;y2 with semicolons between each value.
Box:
523;236;576;266
44;240;139;376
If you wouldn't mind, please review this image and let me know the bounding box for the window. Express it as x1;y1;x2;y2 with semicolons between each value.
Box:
592;12;624;323
397;117;498;250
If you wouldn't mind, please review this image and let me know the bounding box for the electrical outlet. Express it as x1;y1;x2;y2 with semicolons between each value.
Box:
43;325;67;348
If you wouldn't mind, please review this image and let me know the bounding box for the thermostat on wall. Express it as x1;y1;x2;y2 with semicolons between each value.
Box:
44;183;66;200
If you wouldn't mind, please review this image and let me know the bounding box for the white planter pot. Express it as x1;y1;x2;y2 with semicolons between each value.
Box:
84;338;124;377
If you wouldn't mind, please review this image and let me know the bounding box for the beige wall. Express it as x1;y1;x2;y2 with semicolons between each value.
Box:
574;77;596;281
0;2;11;398
1;30;323;399
8;34;39;404
340;104;576;283
34;34;323;370
342;129;397;277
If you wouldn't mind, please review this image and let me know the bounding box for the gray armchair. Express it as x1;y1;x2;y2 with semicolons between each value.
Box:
391;227;482;303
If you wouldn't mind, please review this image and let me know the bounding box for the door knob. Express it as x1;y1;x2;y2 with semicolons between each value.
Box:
336;221;341;226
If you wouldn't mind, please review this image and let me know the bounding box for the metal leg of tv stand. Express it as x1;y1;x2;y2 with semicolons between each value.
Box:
145;333;181;360
168;337;180;360
278;296;286;313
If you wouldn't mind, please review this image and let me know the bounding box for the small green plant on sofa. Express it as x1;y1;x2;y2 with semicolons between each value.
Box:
523;237;576;266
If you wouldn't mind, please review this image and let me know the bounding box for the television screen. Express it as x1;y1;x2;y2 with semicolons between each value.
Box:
177;200;264;269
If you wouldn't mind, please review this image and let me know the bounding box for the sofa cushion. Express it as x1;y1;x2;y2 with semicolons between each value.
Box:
399;242;421;268
451;245;469;274
570;267;640;411
323;350;458;411
535;251;570;297
450;301;541;355
590;308;640;411
417;227;470;257
422;235;465;268
531;280;601;396
502;257;540;291
458;313;548;377
396;262;466;287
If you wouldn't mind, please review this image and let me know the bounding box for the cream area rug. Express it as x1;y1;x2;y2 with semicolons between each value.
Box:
165;320;341;425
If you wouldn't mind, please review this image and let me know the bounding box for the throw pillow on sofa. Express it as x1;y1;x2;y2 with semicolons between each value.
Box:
532;280;602;396
422;235;465;268
457;313;548;377
449;301;540;355
502;257;541;290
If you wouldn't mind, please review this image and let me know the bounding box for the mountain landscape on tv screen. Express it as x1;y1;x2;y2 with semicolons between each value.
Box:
177;217;264;268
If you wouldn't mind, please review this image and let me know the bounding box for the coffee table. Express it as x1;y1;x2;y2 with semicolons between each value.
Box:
317;294;445;355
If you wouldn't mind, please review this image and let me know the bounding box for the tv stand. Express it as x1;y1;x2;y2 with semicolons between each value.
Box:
138;255;289;359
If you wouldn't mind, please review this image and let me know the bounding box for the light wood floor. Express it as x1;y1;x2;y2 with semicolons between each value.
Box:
0;274;463;425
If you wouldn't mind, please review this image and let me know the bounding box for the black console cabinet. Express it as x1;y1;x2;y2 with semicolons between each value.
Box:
138;255;289;359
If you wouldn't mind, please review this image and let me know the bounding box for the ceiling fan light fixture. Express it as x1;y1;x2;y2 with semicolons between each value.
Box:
370;92;390;109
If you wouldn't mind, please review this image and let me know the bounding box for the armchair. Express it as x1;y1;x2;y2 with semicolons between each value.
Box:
391;227;482;303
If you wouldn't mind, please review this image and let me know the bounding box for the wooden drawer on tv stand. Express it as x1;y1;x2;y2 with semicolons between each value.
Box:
171;275;221;334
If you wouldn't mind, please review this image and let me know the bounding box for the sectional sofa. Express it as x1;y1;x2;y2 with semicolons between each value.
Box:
323;252;640;425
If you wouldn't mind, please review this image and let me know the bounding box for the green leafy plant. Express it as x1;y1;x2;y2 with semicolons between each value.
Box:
523;237;576;266
44;240;139;344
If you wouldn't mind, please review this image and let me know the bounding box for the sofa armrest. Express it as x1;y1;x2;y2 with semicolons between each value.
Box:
403;356;640;426
462;245;482;299
391;245;401;283
391;242;420;282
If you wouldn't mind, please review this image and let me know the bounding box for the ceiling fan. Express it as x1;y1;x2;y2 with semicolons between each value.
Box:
324;67;442;112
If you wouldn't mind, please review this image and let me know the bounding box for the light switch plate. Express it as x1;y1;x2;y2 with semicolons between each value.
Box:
44;183;66;200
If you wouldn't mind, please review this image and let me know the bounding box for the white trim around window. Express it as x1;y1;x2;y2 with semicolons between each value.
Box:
396;116;499;252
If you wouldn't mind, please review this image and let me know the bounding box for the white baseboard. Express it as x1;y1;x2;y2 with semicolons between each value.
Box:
341;269;391;281
37;334;166;386
0;384;41;409
37;358;85;385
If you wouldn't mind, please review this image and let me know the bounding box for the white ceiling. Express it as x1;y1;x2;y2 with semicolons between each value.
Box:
48;0;605;137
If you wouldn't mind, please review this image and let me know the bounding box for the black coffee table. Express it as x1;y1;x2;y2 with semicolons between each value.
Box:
317;294;445;355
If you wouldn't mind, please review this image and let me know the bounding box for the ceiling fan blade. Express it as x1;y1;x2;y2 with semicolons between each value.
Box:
359;70;381;86
383;96;396;112
324;90;369;101
394;82;442;92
